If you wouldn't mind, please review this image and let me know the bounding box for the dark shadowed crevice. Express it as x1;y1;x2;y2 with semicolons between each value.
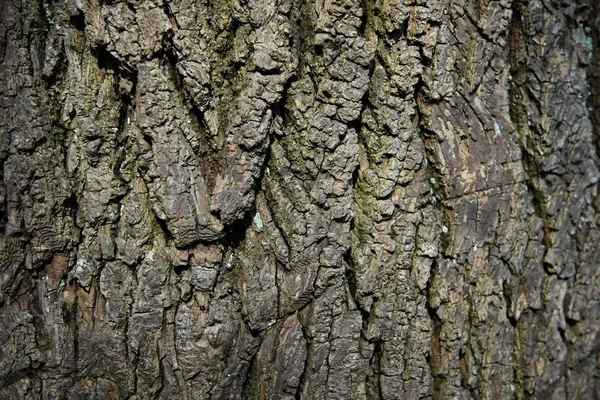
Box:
366;339;384;400
359;0;371;37
241;349;259;399
424;254;445;400
62;192;79;229
70;11;85;32
222;210;253;250
91;45;137;84
0;165;6;235
502;279;518;328
343;246;372;322
293;317;311;400
387;22;408;42
271;74;297;130
113;105;133;186
343;251;358;302
152;213;174;244
172;263;187;276
156;336;167;399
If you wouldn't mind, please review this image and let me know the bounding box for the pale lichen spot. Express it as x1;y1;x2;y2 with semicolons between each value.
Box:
585;36;594;57
494;121;501;137
226;252;234;268
146;249;155;261
253;212;264;232
75;258;85;274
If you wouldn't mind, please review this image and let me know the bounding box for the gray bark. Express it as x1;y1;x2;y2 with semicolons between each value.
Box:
0;0;599;398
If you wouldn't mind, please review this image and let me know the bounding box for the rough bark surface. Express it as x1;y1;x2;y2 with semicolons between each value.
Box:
0;0;599;399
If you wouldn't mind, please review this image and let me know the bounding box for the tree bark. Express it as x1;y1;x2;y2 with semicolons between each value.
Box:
0;0;599;398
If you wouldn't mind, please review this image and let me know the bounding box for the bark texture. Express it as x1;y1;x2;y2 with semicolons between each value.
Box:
1;0;599;398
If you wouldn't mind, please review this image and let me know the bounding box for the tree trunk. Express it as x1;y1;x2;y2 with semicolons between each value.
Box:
1;0;599;398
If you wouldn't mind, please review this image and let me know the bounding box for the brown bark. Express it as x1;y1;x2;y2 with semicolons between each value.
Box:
0;0;599;398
